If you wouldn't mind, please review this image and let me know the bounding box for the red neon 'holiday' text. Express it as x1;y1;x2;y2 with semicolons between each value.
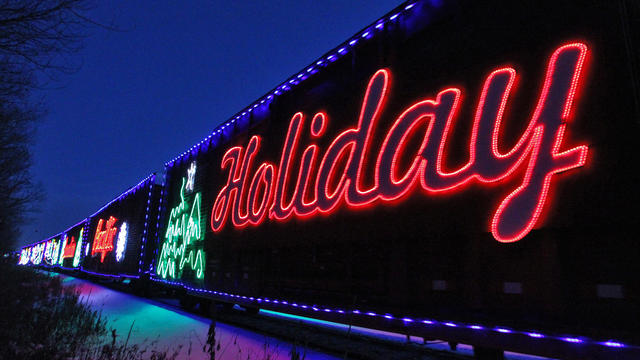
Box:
211;42;589;243
92;216;118;262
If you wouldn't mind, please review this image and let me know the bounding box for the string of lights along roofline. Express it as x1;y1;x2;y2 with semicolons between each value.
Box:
90;174;155;217
164;1;420;167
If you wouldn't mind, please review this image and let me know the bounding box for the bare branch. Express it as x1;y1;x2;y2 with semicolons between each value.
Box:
0;0;103;251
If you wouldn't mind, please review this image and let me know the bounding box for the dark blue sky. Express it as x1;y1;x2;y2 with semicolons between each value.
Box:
21;1;403;246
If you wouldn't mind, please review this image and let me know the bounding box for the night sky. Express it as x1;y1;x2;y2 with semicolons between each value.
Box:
21;1;403;246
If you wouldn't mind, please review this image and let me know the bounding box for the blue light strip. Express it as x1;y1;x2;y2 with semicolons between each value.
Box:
80;175;155;279
138;175;156;273
90;174;156;217
62;218;89;234
150;277;636;352
151;170;168;273
79;219;89;265
164;1;420;167
260;309;349;329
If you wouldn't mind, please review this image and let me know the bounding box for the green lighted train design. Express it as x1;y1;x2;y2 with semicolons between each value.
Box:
17;0;640;359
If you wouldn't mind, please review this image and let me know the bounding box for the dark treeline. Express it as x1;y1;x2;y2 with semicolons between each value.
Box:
0;0;94;252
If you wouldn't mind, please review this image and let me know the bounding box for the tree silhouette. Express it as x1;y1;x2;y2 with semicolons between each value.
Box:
0;0;95;252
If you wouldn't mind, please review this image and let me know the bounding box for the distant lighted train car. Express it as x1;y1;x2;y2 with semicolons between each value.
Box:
151;0;639;358
18;221;87;270
17;246;30;266
58;220;89;269
18;239;46;266
42;235;62;267
19;235;60;267
80;175;159;278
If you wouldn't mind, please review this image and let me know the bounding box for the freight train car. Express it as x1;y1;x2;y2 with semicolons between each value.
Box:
17;175;159;278
150;0;640;358
22;220;89;270
41;235;62;267
18;237;49;267
80;174;159;279
16;0;640;358
18;234;65;268
58;219;89;270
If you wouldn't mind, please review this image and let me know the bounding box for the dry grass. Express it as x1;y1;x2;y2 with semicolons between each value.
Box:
1;261;308;360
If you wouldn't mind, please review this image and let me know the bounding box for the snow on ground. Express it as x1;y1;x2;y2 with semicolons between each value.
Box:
60;275;338;360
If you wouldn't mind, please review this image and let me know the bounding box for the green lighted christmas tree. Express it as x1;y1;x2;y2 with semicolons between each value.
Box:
157;162;204;280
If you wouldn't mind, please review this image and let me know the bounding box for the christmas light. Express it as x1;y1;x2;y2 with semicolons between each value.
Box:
157;164;204;280
116;222;128;262
58;235;68;264
73;228;84;267
31;242;45;265
18;247;31;265
61;235;77;260
151;276;632;357
209;43;589;243
186;162;196;191
92;216;118;262
44;238;60;266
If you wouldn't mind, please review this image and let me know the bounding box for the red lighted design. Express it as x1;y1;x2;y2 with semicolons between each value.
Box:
62;236;77;259
211;42;589;243
92;216;118;262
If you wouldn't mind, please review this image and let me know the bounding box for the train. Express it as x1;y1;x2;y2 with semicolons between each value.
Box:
16;1;640;359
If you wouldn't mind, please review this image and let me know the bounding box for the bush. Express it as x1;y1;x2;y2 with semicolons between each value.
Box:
0;262;109;359
0;261;308;359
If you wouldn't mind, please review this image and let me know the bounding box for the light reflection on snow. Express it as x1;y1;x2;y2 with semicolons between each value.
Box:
61;275;337;360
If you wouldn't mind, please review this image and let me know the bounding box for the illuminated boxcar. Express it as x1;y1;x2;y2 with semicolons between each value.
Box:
81;175;159;279
58;220;89;269
151;0;640;358
16;0;640;358
18;238;49;267
18;221;87;270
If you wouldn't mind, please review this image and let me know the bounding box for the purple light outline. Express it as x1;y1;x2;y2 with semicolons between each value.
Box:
90;174;155;217
149;277;632;351
151;171;168;272
496;328;512;334
138;176;156;273
80;174;155;278
62;218;90;234
563;337;583;344
603;341;624;348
